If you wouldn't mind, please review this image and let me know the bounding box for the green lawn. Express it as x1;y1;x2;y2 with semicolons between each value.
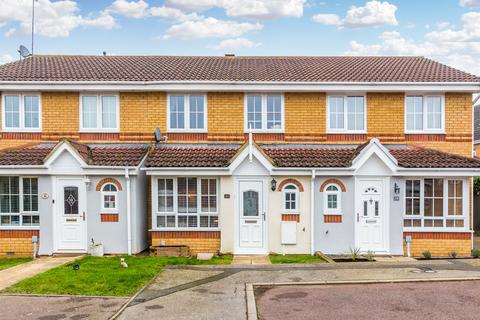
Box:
3;255;232;297
0;258;32;271
269;254;327;264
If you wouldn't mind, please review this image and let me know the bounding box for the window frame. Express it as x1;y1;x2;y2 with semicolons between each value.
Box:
403;178;468;231
166;93;208;133
79;93;120;133
1;93;42;132
100;183;118;213
323;183;342;215
153;177;219;230
283;184;299;213
404;94;445;134
0;176;39;230
244;93;285;133
326;94;367;134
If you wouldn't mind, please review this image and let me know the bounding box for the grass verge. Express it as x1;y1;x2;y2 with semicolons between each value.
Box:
0;258;32;271
269;254;326;264
3;255;232;297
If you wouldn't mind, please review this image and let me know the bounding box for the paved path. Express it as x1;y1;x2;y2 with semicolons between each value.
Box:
116;260;480;320
0;256;81;290
0;295;127;320
256;281;480;320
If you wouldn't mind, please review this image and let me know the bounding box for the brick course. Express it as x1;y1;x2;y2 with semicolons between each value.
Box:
0;230;39;257
403;232;472;257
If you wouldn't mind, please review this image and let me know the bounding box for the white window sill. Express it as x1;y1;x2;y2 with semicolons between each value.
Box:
101;211;119;214
79;129;120;133
150;228;221;232
243;130;285;134
403;228;470;232
404;131;445;135
167;129;208;133
0;226;40;230
324;212;342;215
283;212;300;215
326;130;367;134
2;129;42;133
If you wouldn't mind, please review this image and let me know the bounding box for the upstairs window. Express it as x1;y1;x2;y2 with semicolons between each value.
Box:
167;94;207;132
80;94;119;132
2;94;41;131
405;95;444;133
327;95;365;133
245;94;284;132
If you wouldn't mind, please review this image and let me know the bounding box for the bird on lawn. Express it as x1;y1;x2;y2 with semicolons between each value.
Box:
120;258;128;268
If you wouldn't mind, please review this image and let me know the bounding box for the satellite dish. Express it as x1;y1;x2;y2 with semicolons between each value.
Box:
154;128;166;142
18;45;31;58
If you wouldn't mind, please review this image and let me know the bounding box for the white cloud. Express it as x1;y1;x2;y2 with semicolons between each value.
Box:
346;30;480;76
107;0;149;19
0;54;14;65
214;37;261;50
165;0;306;19
163;17;262;40
426;12;480;42
459;0;480;7
0;0;115;38
436;21;452;30
149;6;200;22
312;1;397;28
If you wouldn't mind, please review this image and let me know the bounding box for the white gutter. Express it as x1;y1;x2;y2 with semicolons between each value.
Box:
310;169;315;256
125;168;132;256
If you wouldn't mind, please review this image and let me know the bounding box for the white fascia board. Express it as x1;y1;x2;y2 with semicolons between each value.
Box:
146;169;231;176
0;81;479;92
395;168;480;176
351;139;398;172
0;168;48;175
227;146;274;174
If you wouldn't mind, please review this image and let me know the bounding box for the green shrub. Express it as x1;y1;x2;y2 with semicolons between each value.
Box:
364;250;375;261
350;248;362;261
422;250;432;260
471;249;480;258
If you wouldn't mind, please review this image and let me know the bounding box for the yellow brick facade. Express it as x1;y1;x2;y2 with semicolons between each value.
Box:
285;93;326;137
367;93;405;138
404;239;471;257
42;92;79;136
120;92;166;138
0;238;36;257
151;238;220;255
208;92;244;140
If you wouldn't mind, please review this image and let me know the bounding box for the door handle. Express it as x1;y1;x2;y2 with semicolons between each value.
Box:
263;212;266;221
82;212;86;221
357;213;359;222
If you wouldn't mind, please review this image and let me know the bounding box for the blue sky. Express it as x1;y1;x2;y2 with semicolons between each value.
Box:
1;0;480;74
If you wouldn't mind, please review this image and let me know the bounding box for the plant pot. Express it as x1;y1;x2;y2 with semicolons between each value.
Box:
90;243;104;257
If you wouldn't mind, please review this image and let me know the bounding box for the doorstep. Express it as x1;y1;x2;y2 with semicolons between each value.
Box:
232;255;271;265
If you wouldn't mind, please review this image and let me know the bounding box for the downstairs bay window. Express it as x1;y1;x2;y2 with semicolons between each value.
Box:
0;177;39;227
155;177;218;229
404;178;467;230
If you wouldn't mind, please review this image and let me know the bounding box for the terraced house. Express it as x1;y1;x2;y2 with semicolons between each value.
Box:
0;55;479;258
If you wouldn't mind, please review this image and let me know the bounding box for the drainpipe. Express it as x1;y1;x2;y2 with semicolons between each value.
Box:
310;169;316;255
125;168;132;256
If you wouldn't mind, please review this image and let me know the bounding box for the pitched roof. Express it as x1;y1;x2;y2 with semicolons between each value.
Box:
145;144;240;167
0;141;149;167
0;55;478;83
145;142;480;169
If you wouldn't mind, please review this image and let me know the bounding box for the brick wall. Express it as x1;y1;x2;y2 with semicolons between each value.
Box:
284;93;325;142
42;92;80;139
151;231;220;255
208;92;244;141
0;230;39;257
403;232;471;257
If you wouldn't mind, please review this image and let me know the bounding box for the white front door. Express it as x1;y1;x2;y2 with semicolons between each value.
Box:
55;178;87;252
356;179;387;252
238;180;265;252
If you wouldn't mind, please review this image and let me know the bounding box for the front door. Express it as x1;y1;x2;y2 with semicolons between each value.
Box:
356;179;386;252
238;180;265;252
55;178;87;252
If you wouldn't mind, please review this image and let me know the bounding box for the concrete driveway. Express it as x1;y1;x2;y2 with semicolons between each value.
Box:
117;260;480;320
255;281;480;320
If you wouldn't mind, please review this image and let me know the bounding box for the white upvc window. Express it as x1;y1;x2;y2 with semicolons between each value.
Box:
101;183;118;212
167;94;207;132
403;178;468;230
327;95;366;133
405;95;445;133
244;94;284;132
284;184;299;213
2;93;41;132
324;184;341;215
155;177;219;230
80;94;119;132
0;176;39;228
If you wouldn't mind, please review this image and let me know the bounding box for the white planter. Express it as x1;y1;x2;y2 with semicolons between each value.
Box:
90;244;104;257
